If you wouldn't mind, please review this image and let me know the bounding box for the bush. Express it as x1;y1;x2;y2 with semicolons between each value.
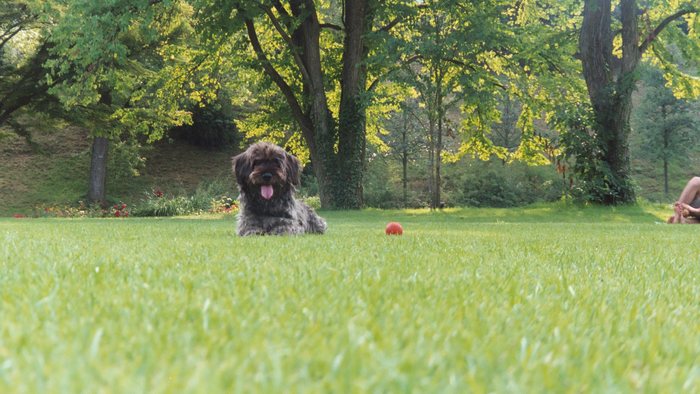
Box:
454;160;565;207
210;196;239;214
33;201;131;218
131;192;198;217
363;156;421;208
131;179;236;217
302;195;321;209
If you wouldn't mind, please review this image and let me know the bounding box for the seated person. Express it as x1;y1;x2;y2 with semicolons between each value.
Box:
668;176;700;224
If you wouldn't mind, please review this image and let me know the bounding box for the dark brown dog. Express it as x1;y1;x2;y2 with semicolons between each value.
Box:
232;142;327;236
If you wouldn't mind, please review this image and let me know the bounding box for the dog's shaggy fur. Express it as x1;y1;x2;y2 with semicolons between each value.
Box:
232;142;327;236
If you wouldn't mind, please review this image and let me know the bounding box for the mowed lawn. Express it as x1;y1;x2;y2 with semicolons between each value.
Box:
1;205;699;392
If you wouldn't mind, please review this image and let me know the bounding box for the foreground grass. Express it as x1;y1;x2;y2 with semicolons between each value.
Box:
1;205;699;392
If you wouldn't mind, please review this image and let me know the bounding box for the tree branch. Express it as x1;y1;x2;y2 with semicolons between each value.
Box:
271;0;291;18
244;18;311;134
367;54;421;92
639;7;698;55
259;5;312;85
377;4;427;33
320;23;342;31
378;16;402;33
0;26;23;51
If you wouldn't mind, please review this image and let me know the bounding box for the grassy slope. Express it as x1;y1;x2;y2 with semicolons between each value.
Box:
0;126;91;214
2;206;698;392
2;118;695;217
0;127;237;216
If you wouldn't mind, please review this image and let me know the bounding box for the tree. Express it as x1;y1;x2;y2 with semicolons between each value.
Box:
402;4;465;209
396;0;584;208
44;0;215;203
632;67;697;196
490;94;522;154
376;98;427;207
579;0;699;204
195;0;422;209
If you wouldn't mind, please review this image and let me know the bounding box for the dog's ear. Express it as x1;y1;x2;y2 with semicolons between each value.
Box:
232;151;252;186
284;152;301;186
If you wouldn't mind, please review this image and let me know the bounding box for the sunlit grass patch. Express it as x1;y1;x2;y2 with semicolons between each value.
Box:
1;205;698;392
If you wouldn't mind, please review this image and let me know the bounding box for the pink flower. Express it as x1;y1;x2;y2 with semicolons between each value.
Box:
115;211;121;217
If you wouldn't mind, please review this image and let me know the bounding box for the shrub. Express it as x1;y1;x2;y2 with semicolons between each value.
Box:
210;195;239;214
455;160;565;207
131;192;196;217
34;201;111;218
131;180;238;217
302;195;321;209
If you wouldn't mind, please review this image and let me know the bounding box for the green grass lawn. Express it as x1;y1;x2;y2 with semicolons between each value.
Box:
1;205;699;392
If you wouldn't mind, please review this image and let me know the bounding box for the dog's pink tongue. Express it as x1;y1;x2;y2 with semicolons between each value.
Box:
261;185;274;200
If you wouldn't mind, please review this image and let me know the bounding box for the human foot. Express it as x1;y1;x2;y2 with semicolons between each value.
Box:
672;202;686;224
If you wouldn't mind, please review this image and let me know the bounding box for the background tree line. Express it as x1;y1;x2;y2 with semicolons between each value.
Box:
1;0;699;209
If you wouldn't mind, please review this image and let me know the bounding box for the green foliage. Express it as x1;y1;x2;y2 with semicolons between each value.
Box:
645;1;700;99
363;146;564;209
169;104;241;149
106;140;147;183
632;66;697;167
555;102;624;204
8;0;699;209
302;195;321;210
43;0;208;141
451;160;564;207
628;65;700;200
131;193;201;217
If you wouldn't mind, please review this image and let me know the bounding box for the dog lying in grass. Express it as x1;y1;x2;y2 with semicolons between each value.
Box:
232;142;327;236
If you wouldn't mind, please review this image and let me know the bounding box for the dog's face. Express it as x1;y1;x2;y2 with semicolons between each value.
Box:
232;142;301;201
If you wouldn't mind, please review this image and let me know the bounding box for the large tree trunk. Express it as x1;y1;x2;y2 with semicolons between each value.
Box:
288;0;338;207
577;0;699;204
88;136;109;204
580;0;641;204
333;0;372;209
247;0;371;209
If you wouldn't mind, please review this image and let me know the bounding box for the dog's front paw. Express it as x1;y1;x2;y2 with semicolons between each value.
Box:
238;228;266;236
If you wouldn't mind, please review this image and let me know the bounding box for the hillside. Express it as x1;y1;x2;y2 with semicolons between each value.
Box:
0;127;238;216
0;122;693;216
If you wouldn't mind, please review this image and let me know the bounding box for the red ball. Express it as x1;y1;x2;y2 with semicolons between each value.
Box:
385;222;403;235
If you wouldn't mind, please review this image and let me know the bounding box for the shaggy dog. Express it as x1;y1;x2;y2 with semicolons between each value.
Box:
232;142;327;236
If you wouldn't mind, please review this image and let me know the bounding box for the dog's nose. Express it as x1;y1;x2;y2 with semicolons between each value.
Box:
262;173;273;182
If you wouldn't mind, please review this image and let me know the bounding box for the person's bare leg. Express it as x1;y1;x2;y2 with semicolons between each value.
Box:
668;177;700;223
677;177;700;205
